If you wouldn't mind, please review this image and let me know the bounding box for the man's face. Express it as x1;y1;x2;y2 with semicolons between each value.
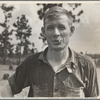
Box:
43;14;72;51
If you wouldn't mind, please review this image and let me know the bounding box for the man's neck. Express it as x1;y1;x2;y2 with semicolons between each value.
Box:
47;46;69;68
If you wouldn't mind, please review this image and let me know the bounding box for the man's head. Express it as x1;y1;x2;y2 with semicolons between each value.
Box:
42;6;75;51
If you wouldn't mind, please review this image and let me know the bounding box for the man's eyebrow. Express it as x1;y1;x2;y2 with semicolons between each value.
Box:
47;25;54;27
58;24;65;26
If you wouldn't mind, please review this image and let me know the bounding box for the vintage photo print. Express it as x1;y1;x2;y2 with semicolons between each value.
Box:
0;1;100;98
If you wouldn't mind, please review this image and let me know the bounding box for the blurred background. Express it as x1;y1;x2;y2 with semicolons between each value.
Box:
0;1;100;97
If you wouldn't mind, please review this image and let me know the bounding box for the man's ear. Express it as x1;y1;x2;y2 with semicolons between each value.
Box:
70;26;75;36
41;27;46;38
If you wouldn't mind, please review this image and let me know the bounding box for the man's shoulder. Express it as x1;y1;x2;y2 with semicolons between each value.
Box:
74;51;95;68
18;52;43;69
74;51;93;61
25;52;42;62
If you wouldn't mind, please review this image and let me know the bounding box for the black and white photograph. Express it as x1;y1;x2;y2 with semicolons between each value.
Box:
0;1;100;98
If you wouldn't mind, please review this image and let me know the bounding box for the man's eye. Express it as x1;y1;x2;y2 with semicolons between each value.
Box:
58;26;66;30
47;26;54;30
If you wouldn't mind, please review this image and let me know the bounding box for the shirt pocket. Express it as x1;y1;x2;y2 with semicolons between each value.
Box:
32;83;48;97
64;85;85;97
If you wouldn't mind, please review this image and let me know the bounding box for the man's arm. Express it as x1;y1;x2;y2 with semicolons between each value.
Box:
1;81;14;97
84;58;99;97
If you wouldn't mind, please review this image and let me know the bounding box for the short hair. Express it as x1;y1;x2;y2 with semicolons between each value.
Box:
43;6;73;25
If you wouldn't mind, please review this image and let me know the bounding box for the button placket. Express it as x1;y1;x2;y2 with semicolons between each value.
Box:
53;74;59;97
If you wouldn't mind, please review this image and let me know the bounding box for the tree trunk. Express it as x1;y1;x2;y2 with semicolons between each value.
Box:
3;57;6;65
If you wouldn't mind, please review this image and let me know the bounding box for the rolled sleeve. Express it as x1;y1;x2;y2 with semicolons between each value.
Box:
8;74;22;94
8;57;30;94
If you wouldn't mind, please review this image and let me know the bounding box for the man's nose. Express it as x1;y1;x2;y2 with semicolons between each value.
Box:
54;28;60;36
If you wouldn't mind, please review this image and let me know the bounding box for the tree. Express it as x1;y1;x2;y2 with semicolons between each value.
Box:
13;15;32;64
37;3;83;45
30;42;38;54
23;39;31;56
14;44;21;65
0;4;14;64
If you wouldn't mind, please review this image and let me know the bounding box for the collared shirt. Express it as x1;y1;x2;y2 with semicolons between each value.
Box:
38;47;75;73
8;47;99;97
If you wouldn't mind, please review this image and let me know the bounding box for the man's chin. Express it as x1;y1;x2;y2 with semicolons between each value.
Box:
51;46;65;51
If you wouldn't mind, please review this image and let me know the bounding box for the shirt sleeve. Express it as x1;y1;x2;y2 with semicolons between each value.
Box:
8;57;30;94
85;59;99;97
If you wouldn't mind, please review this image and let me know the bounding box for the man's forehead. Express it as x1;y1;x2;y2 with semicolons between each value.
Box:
44;14;72;27
45;14;70;24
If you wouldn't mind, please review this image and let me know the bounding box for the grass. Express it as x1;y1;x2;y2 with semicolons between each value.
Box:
0;64;100;97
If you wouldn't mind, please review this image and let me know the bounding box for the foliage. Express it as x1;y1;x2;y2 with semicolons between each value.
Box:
37;3;83;45
23;39;31;56
0;4;14;64
30;42;38;54
12;14;32;64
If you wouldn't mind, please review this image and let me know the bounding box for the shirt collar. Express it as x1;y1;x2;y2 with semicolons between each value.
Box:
68;47;76;69
38;47;77;69
38;47;48;64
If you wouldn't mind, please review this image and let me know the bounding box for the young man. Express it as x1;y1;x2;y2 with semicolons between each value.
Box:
1;6;99;97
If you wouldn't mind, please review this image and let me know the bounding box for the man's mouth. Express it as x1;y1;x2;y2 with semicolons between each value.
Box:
52;40;62;44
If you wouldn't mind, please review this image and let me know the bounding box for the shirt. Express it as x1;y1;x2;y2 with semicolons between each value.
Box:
8;47;99;97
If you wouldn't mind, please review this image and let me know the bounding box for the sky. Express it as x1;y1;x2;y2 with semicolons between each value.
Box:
0;1;100;54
